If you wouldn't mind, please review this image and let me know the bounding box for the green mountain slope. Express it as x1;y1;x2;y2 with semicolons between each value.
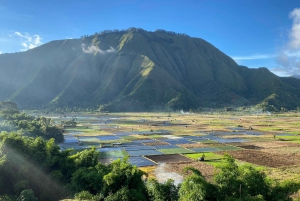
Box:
0;28;299;111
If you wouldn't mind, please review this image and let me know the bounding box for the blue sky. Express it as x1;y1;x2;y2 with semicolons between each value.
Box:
1;0;300;76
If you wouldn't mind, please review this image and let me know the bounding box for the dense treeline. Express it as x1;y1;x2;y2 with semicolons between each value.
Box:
0;101;63;143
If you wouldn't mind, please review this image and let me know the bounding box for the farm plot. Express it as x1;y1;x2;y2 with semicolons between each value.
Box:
211;145;243;151
205;136;248;143
120;142;144;147
158;148;194;154
192;139;216;143
185;152;223;166
78;137;101;142
178;143;209;148
237;141;300;149
64;136;78;143
236;145;262;150
124;146;156;151
161;139;195;145
133;139;157;143
126;150;163;156
129;156;157;167
146;154;192;163
189;147;220;152
151;145;179;149
260;146;300;155
166;161;215;181
95;135;121;140
143;141;170;146
99;150;128;159
114;131;131;135
220;150;300;168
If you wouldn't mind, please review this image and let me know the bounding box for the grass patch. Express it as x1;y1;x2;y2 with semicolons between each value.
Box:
185;152;222;160
119;135;138;140
158;148;194;154
185;152;223;166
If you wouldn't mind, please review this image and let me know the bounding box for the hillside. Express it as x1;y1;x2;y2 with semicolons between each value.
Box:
0;28;299;111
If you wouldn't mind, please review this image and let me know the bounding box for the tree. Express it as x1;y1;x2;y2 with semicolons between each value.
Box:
179;167;217;201
213;154;300;200
213;154;240;198
147;178;179;201
17;189;38;201
103;157;148;201
0;101;19;115
0;134;71;200
70;147;100;168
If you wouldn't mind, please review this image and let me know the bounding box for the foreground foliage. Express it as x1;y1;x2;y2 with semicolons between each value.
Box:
0;101;64;142
0;133;299;201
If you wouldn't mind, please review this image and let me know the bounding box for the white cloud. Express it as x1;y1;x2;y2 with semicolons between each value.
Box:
271;8;300;76
231;8;300;77
81;44;115;54
14;32;42;51
232;54;277;61
289;8;300;49
0;51;2;54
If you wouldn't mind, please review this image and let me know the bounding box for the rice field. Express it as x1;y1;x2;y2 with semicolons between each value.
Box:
45;111;300;184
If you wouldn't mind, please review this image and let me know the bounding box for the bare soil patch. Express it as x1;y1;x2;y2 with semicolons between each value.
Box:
236;145;262;150
146;154;192;163
166;161;215;181
220;150;300;168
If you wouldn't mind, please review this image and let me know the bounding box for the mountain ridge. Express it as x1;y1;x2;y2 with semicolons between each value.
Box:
0;28;299;111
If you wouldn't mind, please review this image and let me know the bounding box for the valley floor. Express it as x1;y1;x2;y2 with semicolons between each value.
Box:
40;111;300;197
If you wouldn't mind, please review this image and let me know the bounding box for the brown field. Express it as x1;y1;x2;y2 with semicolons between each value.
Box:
166;161;215;181
220;150;300;168
234;141;300;149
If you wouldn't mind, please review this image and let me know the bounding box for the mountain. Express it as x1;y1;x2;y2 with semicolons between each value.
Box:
291;74;300;79
0;28;300;111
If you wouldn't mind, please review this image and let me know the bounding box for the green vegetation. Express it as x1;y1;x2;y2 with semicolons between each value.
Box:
158;148;194;154
3;138;297;201
0;101;63;143
185;152;222;160
0;132;149;200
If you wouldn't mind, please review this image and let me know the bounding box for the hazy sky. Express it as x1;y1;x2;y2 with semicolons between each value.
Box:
1;0;300;76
